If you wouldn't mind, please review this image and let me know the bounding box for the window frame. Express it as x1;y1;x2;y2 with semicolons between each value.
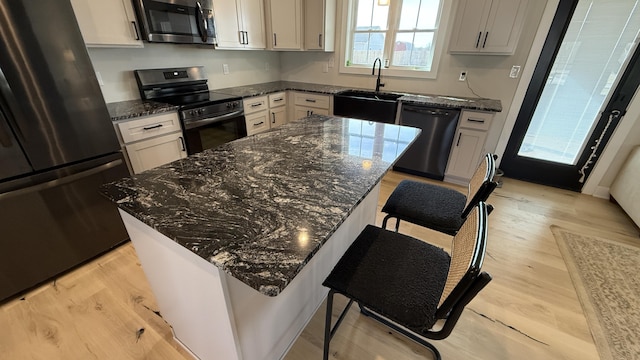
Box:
339;0;453;79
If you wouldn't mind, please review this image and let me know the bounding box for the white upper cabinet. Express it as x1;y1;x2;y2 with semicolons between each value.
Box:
449;0;528;55
71;0;143;48
214;0;266;49
266;0;303;50
304;0;336;51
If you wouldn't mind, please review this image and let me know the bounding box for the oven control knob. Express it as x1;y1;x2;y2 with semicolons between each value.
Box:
233;101;239;108
187;110;194;116
199;108;205;114
226;103;232;109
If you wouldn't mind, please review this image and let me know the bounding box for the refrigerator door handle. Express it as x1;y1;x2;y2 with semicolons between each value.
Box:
0;159;123;200
0;68;27;142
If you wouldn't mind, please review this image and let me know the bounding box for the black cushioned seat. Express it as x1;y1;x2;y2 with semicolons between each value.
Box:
381;181;467;235
323;225;451;331
382;153;497;235
322;203;492;360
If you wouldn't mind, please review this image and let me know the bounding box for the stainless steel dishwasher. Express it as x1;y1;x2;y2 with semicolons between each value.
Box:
394;104;460;180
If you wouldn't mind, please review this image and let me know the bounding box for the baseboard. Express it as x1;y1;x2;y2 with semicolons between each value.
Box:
591;186;610;199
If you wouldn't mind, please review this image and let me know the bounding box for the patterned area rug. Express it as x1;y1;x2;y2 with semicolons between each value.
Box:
551;226;640;360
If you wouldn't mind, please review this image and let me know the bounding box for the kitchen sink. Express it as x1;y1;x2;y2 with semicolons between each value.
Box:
333;90;402;123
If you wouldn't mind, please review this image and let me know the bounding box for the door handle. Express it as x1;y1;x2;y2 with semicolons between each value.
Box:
131;21;140;40
239;30;244;44
244;31;249;45
319;34;322;47
482;32;489;48
178;136;186;152
271;112;276;124
456;133;462;146
273;33;277;46
476;32;482;48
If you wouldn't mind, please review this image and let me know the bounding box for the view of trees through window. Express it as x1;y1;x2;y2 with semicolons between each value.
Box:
348;0;442;70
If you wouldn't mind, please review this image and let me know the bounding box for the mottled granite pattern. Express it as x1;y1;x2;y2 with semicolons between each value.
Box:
214;81;502;112
101;115;420;296
214;81;353;98
107;99;179;121
399;94;503;112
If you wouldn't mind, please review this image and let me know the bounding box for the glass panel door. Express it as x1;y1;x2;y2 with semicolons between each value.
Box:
518;0;640;164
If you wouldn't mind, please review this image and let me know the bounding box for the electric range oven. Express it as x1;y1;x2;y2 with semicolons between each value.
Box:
134;66;247;155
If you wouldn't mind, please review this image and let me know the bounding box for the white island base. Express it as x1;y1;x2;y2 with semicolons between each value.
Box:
119;183;380;360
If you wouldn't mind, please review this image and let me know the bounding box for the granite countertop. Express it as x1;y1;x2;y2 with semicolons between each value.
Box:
101;115;420;296
107;99;179;121
214;81;503;112
106;81;502;120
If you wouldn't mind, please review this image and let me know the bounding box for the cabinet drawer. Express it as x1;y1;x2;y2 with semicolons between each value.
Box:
293;92;330;109
243;96;268;114
124;131;187;174
117;112;181;143
459;111;493;131
268;92;287;107
245;111;270;136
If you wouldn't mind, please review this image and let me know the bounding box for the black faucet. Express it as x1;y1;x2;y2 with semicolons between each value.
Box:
372;58;385;92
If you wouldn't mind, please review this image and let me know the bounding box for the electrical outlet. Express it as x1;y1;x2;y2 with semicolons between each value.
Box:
322;63;329;73
223;64;229;75
510;65;521;78
459;71;467;81
328;57;335;68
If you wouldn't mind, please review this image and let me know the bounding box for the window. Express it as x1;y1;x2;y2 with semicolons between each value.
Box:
341;0;452;79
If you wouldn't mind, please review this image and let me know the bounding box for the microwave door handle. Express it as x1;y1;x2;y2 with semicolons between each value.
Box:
195;1;207;42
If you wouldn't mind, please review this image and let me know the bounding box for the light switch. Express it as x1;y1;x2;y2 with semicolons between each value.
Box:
510;66;521;78
223;64;230;75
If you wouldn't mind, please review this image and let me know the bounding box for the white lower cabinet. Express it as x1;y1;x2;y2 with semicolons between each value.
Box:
445;110;494;184
115;112;187;174
125;132;187;174
291;92;332;120
270;107;287;128
245;111;270;135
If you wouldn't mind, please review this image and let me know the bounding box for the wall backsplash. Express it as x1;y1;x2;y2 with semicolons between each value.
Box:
88;43;281;103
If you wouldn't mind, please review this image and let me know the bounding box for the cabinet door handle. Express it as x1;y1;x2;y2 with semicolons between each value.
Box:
271;112;276;124
482;32;489;48
305;99;316;103
306;110;310;116
244;31;249;44
476;32;482;48
310;110;314;115
273;33;277;46
178;136;186;151
131;21;140;40
467;118;485;123
143;124;163;130
254;121;264;126
238;31;244;44
456;133;462;146
318;34;322;47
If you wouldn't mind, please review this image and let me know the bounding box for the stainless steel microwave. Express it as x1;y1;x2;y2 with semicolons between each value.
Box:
133;0;216;45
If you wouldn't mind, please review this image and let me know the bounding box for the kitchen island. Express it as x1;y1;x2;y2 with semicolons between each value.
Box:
101;115;420;360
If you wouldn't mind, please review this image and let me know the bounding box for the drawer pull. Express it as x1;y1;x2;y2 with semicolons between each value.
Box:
253;121;264;126
143;124;163;130
250;103;263;108
467;118;485;123
305;99;317;103
273;98;284;102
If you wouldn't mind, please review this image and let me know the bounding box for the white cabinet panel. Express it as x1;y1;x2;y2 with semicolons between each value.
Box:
71;0;143;48
446;129;487;180
125;132;187;174
214;0;265;49
245;111;270;136
267;0;302;50
244;96;269;114
449;0;527;54
270;107;287;128
304;0;336;51
117;112;182;143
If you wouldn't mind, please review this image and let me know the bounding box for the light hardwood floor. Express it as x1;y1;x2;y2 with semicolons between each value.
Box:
1;171;638;360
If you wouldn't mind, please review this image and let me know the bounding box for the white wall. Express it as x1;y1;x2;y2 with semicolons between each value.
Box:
88;43;281;103
279;0;549;157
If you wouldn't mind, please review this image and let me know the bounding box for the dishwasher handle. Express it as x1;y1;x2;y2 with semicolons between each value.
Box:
402;105;456;117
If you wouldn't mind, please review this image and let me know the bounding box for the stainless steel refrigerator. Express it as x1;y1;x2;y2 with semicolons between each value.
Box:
0;0;129;301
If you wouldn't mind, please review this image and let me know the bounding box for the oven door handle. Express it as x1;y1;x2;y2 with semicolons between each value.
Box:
183;110;244;130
